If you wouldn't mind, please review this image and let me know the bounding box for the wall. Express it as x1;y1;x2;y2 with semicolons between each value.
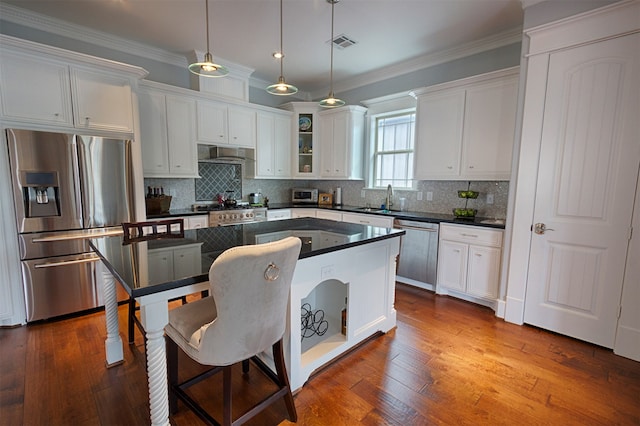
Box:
149;166;509;219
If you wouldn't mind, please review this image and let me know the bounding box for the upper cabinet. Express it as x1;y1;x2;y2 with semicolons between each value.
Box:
139;83;198;178
281;102;320;178
196;100;256;148
0;35;146;133
256;111;293;178
411;68;519;181
318;105;366;180
70;67;136;133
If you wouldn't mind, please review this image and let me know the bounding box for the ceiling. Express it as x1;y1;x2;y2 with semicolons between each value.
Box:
1;0;524;96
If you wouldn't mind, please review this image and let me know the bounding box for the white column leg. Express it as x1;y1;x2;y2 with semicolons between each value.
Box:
99;261;124;367
140;300;170;426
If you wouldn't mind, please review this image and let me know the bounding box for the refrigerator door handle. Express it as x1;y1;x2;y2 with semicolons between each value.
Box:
31;228;123;243
34;255;100;268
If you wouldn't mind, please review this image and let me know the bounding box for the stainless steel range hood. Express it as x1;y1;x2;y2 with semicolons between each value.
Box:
197;144;255;177
197;145;255;163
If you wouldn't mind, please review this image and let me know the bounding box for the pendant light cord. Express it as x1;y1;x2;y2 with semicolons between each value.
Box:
329;0;335;93
279;0;284;77
205;0;211;54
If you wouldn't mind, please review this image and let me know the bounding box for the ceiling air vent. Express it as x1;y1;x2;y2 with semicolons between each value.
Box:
329;34;357;49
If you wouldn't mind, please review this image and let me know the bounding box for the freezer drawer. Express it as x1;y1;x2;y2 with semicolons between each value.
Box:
21;253;101;321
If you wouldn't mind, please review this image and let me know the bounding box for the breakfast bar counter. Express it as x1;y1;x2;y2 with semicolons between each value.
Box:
90;218;404;426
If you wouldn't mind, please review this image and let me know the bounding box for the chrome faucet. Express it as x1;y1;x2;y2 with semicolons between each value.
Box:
385;184;393;210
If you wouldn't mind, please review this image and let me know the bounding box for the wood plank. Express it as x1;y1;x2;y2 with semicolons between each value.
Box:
0;284;638;425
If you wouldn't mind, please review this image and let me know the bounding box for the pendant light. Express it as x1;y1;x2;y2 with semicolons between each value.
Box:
266;0;298;95
188;0;228;78
319;0;345;108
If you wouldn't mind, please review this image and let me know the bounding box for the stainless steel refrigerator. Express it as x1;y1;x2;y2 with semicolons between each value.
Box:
6;129;133;321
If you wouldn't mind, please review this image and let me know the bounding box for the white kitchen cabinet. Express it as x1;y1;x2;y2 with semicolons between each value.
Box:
461;77;518;178
413;90;465;177
281;102;320;178
315;209;342;221
0;37;142;133
267;209;292;221
71;67;135;133
144;215;208;230
412;68;518;181
318;106;366;179
437;223;503;307
341;212;394;228
196;100;256;148
139;84;198;178
291;208;316;218
147;243;202;284
0;50;74;126
186;215;208;229
256;111;292;178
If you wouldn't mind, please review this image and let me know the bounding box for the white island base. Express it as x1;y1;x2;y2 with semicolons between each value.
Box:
277;236;400;391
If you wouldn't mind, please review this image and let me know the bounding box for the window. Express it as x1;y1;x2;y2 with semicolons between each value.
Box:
373;110;415;189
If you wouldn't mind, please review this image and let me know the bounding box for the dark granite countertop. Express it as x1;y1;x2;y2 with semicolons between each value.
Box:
90;218;404;297
266;203;506;229
147;203;505;229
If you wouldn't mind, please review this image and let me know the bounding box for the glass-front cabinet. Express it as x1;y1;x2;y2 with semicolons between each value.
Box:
281;102;320;178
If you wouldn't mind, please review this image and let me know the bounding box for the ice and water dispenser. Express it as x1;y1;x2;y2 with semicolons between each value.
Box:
20;171;61;218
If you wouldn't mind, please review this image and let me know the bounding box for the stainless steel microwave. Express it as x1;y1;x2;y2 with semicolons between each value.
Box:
292;188;318;204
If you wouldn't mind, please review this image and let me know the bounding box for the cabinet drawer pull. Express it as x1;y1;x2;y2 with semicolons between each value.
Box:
461;233;478;238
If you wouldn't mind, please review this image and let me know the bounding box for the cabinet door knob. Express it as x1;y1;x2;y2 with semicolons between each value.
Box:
447;166;453;169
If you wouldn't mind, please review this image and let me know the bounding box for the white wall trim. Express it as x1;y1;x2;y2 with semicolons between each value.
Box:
525;0;640;56
310;27;524;100
0;2;188;68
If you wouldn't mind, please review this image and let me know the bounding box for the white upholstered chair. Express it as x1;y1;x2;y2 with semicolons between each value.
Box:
165;236;302;425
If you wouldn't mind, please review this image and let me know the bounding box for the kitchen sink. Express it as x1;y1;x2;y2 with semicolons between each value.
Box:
479;219;505;225
356;207;397;214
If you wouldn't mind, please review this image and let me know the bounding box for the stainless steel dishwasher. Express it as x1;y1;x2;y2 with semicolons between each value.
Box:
394;219;439;290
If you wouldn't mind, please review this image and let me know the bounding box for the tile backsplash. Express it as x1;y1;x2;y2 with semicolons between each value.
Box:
145;163;508;219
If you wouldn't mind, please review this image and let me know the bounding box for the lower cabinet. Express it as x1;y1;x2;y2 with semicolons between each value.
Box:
291;208;316;218
145;215;208;230
147;243;202;284
341;212;394;228
436;223;503;307
315;209;342;221
267;209;292;221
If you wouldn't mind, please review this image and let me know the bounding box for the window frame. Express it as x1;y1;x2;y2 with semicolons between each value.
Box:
371;108;416;190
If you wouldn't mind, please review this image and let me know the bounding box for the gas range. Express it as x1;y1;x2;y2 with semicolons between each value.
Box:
206;205;268;226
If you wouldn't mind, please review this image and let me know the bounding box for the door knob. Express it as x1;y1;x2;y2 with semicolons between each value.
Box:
534;223;555;234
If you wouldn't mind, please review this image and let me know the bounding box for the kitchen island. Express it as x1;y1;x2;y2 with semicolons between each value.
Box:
90;218;404;426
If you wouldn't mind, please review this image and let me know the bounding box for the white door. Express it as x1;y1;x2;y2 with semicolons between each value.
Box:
524;34;640;348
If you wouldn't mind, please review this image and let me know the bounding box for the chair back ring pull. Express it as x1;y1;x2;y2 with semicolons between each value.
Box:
264;263;280;281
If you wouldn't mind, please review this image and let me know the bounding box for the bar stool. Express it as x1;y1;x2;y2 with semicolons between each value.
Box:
165;236;301;425
122;218;188;344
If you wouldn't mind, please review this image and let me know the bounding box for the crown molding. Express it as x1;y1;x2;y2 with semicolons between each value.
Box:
520;0;548;9
0;2;188;68
311;26;524;99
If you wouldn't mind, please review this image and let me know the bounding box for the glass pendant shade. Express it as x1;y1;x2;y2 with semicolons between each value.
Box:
267;0;297;95
320;0;344;108
319;92;345;107
188;0;228;78
267;76;298;95
189;52;229;77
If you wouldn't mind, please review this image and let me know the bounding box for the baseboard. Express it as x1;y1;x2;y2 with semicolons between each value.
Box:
614;325;640;362
495;299;506;318
395;276;435;292
504;296;524;325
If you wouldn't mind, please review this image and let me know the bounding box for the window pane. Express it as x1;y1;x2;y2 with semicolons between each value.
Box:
373;111;415;189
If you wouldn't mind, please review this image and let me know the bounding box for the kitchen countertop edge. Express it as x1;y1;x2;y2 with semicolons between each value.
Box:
148;204;505;229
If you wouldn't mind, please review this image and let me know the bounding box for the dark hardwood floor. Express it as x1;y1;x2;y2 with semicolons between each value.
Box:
1;283;639;425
